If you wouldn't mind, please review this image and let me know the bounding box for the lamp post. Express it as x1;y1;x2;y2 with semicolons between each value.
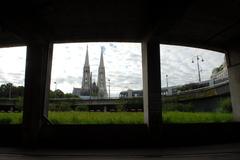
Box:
166;74;168;88
8;84;12;99
54;82;57;91
192;55;204;82
108;79;110;99
54;82;57;98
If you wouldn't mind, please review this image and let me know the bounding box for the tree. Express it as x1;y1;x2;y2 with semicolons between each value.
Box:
64;93;78;98
0;83;10;97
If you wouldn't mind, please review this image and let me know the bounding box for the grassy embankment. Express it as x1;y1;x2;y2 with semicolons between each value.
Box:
0;112;233;124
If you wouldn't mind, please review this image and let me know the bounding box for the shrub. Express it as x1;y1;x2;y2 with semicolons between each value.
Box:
163;103;193;112
115;99;126;112
15;97;23;111
48;102;72;111
75;105;89;111
116;104;124;112
123;98;143;111
218;97;232;113
0;117;12;124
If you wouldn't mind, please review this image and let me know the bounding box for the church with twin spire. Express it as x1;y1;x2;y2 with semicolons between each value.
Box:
72;46;108;99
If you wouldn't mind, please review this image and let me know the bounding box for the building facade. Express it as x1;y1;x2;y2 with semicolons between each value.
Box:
210;58;228;81
81;46;92;96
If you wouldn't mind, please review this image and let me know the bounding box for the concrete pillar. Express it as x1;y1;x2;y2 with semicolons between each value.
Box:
142;40;162;127
22;40;53;146
226;48;240;121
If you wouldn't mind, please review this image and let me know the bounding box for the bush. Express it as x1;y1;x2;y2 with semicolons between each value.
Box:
15;97;23;111
0;117;12;124
123;98;143;111
75;105;89;111
48;102;72;111
116;104;124;112
115;99;126;112
163;103;193;112
218;97;232;113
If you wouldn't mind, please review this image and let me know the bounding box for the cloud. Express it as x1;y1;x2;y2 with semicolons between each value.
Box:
109;43;117;48
50;43;225;96
160;44;225;87
54;76;81;84
0;46;26;86
0;44;225;97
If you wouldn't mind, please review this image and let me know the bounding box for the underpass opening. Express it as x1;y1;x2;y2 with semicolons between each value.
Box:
160;44;232;124
48;42;144;125
0;46;26;124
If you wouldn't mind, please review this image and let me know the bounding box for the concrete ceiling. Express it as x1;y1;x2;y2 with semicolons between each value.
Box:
0;0;240;52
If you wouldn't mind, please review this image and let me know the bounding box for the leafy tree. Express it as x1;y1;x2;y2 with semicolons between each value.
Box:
0;83;24;98
0;83;78;99
49;89;78;98
54;89;64;98
48;89;64;98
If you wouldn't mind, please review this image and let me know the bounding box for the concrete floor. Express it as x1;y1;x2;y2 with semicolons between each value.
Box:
0;143;240;159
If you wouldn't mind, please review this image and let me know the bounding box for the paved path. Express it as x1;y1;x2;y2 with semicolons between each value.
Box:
0;143;239;159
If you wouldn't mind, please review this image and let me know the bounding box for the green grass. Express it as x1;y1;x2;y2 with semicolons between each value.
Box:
0;112;22;124
0;112;234;124
48;111;233;124
163;111;233;123
48;112;144;124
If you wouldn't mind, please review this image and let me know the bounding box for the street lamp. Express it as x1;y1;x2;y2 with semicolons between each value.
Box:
54;82;57;98
108;79;110;99
8;84;12;99
166;74;169;88
192;55;204;82
54;82;57;91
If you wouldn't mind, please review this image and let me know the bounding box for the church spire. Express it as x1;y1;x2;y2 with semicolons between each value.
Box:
82;45;91;91
99;46;105;68
84;45;89;67
97;46;108;98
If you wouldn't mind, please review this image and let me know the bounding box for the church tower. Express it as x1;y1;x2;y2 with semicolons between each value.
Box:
82;46;92;93
97;46;108;98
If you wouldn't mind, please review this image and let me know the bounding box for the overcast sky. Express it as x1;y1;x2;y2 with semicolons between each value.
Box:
0;46;26;86
0;43;225;97
51;42;142;97
160;44;225;87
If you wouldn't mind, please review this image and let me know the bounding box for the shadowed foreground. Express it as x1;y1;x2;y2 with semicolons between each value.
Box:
0;143;240;159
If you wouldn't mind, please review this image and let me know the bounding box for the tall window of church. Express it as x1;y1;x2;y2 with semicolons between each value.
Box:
0;46;26;124
49;43;143;124
160;44;232;124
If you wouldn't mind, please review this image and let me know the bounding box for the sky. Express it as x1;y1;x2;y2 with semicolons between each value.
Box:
0;43;225;97
0;46;26;86
160;44;225;87
51;42;142;97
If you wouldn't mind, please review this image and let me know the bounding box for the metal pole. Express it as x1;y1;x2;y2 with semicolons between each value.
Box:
196;56;201;82
54;82;57;91
90;83;91;101
192;55;203;83
108;79;110;99
166;74;168;88
54;82;57;98
9;85;11;99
